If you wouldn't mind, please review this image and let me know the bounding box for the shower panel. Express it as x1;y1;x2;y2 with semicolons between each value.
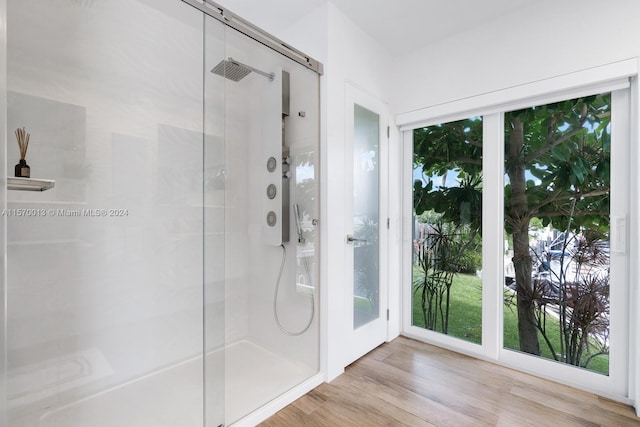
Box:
281;70;291;244
260;68;284;247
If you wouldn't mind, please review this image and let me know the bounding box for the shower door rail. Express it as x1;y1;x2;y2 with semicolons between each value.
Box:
180;0;324;75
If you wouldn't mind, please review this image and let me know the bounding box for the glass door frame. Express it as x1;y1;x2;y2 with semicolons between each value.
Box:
400;60;637;401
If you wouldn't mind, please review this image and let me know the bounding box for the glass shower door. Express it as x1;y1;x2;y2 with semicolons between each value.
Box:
6;1;224;426
216;23;320;426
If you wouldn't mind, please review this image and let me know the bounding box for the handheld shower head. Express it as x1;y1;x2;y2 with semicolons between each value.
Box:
293;204;304;242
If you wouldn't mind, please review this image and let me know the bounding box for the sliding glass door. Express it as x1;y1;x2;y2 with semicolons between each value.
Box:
411;117;483;345
403;78;631;398
500;89;629;394
503;93;614;374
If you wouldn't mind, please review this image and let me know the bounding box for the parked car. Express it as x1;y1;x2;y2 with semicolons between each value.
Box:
505;251;573;300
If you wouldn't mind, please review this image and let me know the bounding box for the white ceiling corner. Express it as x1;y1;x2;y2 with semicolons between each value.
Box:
329;0;533;57
211;0;537;58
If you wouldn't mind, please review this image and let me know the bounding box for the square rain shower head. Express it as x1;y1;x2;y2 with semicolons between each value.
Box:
211;59;252;82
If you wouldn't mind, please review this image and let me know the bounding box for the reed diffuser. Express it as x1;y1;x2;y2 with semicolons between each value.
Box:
14;127;30;178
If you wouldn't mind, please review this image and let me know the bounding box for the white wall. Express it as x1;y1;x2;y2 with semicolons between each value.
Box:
323;3;400;379
391;0;640;115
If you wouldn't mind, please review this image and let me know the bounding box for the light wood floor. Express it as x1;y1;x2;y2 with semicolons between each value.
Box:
260;336;640;426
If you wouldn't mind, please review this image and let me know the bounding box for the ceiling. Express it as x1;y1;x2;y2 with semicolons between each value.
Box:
329;0;532;57
215;0;533;57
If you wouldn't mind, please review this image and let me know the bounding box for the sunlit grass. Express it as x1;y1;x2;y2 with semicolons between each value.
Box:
412;271;482;344
412;271;609;375
503;300;609;375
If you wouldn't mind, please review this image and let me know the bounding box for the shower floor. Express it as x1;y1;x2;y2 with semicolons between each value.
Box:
10;340;315;427
225;340;316;425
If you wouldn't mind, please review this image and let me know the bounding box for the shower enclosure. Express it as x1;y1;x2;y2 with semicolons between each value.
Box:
4;0;321;426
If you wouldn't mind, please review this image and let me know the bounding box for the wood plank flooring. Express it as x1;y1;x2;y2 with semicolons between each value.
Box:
260;336;640;426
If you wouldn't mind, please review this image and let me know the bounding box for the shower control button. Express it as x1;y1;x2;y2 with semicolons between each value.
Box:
266;157;277;172
266;211;277;227
266;184;277;199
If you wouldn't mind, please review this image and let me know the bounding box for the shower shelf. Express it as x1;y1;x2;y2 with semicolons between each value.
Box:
7;177;55;191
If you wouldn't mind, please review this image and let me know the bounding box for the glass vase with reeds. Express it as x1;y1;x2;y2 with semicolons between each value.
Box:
14;127;30;178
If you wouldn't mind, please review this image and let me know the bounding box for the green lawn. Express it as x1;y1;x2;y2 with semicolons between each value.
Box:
412;271;609;375
411;272;483;344
503;298;609;375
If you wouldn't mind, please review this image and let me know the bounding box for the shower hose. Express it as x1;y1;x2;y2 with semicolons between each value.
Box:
273;243;315;336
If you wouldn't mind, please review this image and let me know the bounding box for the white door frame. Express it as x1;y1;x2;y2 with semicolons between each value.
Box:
343;83;390;366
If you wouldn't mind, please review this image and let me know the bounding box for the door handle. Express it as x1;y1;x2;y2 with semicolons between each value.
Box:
346;234;366;243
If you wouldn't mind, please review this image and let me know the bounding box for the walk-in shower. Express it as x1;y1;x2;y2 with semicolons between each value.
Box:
4;0;321;426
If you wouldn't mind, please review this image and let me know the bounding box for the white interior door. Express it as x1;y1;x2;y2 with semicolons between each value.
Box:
344;84;389;365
